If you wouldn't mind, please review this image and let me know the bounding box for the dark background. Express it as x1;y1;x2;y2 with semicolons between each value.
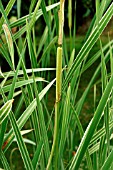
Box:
1;0;96;29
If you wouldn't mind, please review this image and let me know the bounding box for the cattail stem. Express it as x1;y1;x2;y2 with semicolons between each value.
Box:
46;0;65;169
56;47;62;102
58;0;65;45
68;0;72;53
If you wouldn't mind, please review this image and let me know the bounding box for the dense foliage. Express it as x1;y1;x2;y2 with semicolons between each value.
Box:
0;0;113;170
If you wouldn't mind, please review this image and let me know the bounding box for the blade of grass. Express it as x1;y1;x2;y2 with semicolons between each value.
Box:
59;85;71;161
1;63;34;170
101;149;113;170
0;68;55;78
90;120;113;146
69;73;113;169
0;47;24;150
9;2;60;29
0;42;13;70
33;72;51;169
0;99;14;124
17;0;21;18
8;106;34;170
0;0;16;31
82;40;113;73
3;78;56;152
71;104;93;170
0;151;11;170
38;36;57;64
29;0;37;14
96;0;110;162
26;20;38;68
76;48;111;116
32;139;43;169
41;1;51;41
84;0;111;42
68;0;72;53
37;26;48;57
63;2;113;90
0;77;44;93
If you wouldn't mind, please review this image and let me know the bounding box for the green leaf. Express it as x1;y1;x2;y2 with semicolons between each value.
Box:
33;73;51;167
8;111;34;170
0;99;13;124
32;140;43;169
10;2;60;40
59;85;71;159
0;150;11;170
0;77;44;93
69;73;113;169
3;78;56;152
63;2;113;90
38;36;58;63
101;149;113;170
0;68;56;78
0;0;16;31
2;23;14;70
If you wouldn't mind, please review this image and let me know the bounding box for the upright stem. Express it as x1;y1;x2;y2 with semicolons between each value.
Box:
46;1;65;169
68;0;72;53
58;0;65;46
